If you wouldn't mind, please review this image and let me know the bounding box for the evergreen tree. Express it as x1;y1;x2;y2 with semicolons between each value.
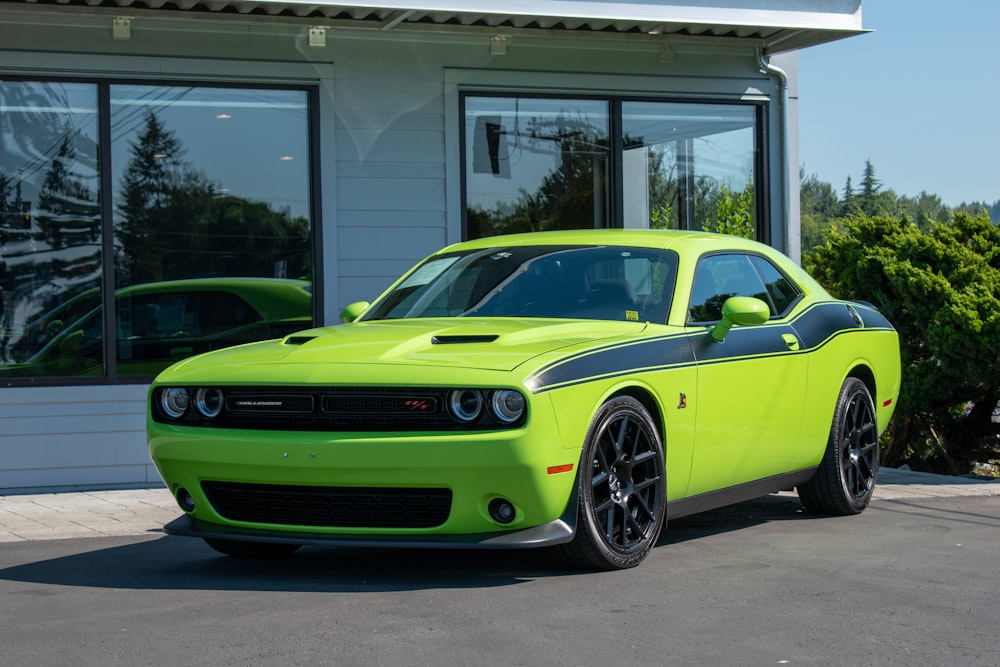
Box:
115;112;188;285
841;175;855;216
858;158;881;215
36;134;100;251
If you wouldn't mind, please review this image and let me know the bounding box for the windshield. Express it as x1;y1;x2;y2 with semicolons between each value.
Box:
363;245;678;323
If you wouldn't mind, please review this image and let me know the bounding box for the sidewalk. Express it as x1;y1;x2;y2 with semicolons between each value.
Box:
1;469;998;543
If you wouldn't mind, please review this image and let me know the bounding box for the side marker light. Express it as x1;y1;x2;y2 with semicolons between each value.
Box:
547;464;574;475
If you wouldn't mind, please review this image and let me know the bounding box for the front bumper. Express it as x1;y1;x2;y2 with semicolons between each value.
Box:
164;512;576;549
148;406;581;543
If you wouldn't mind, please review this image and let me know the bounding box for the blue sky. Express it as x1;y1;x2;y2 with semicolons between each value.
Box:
797;1;999;207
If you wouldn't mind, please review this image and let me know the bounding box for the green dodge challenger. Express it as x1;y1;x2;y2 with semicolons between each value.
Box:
148;229;901;569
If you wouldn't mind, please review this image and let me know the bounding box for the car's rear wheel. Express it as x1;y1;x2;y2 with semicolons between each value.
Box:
556;395;666;570
798;377;879;515
203;538;302;558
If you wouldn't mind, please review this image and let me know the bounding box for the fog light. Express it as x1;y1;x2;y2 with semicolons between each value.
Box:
488;498;516;525
176;487;195;512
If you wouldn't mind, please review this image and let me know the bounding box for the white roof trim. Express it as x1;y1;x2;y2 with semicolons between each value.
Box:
0;0;867;53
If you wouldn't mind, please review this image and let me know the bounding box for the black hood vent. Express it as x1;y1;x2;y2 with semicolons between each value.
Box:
431;334;499;345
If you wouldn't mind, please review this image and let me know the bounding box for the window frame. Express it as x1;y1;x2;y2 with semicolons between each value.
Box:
686;251;803;325
459;91;768;242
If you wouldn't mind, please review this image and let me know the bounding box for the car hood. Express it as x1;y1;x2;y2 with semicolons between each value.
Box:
159;318;647;381
279;318;646;371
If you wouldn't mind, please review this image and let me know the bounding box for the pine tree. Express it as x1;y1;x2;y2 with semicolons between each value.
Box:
858;159;882;216
115;112;187;285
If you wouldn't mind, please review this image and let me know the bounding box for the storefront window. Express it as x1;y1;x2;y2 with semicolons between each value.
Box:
463;95;759;240
464;96;610;238
0;81;314;382
110;85;313;378
0;81;101;376
622;101;756;235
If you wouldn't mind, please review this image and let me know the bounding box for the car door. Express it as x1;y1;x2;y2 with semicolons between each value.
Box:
684;252;809;496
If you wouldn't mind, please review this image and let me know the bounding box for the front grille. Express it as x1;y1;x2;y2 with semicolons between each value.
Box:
155;386;524;431
202;481;452;528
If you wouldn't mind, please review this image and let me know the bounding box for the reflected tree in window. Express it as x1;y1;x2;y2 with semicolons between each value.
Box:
468;112;609;238
115;112;310;287
0;81;101;366
37;135;101;250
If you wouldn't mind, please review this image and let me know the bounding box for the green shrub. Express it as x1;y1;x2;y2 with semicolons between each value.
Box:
805;212;1000;473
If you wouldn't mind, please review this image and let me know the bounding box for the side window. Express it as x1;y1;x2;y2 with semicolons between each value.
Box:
688;254;769;323
748;255;802;317
118;291;259;341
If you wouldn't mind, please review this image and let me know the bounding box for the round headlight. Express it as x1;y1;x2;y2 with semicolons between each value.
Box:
159;387;190;419
194;388;224;419
489;390;526;424
448;389;483;423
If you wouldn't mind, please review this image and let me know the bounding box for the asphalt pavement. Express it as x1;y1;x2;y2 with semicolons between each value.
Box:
1;467;997;543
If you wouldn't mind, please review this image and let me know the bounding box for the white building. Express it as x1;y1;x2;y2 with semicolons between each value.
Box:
0;0;865;492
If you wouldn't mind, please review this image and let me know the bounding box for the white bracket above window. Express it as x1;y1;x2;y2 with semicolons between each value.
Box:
308;26;327;48
112;17;132;40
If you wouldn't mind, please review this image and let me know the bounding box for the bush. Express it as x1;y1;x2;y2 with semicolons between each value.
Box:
804;212;1000;474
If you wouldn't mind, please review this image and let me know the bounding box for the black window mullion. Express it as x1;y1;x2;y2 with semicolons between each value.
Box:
97;82;117;381
609;98;624;228
306;85;324;327
756;103;770;244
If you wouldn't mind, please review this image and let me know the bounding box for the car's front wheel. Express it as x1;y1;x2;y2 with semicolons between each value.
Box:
798;377;879;515
203;538;302;558
556;395;666;570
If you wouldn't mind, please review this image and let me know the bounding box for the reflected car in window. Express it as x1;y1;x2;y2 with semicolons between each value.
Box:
4;277;312;378
148;230;900;570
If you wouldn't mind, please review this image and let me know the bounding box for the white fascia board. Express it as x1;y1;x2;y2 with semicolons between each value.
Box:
262;0;863;31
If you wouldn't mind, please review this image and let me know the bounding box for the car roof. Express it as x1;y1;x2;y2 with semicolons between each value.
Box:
441;229;770;255
114;277;312;320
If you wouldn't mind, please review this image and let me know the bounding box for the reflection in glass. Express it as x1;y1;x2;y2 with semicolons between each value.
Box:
0;82;315;381
465;97;610;238
0;81;102;376
622;101;756;235
111;85;313;376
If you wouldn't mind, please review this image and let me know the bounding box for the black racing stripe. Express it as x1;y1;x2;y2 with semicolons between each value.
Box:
525;335;695;393
525;301;895;394
852;304;893;330
689;324;795;363
792;302;862;349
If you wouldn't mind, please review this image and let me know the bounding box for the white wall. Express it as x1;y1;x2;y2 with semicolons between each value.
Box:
0;12;793;492
0;385;153;492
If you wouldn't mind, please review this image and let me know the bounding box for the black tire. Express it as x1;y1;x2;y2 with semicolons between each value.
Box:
798;377;879;515
203;538;302;558
555;395;666;570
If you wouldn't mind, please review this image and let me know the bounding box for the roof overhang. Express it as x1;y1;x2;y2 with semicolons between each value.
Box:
0;0;867;54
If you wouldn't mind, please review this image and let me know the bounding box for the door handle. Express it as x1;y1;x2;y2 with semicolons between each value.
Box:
782;333;800;350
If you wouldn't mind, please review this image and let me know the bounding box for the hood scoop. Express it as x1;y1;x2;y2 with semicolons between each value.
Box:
431;334;499;345
284;335;318;346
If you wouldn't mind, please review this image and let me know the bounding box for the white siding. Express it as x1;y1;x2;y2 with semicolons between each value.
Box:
0;385;156;492
0;9;797;491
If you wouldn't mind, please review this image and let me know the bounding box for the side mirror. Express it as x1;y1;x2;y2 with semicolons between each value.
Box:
340;301;370;324
709;296;770;342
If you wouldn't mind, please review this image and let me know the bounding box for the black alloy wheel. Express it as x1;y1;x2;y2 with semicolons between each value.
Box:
556;395;666;570
798;377;879;515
